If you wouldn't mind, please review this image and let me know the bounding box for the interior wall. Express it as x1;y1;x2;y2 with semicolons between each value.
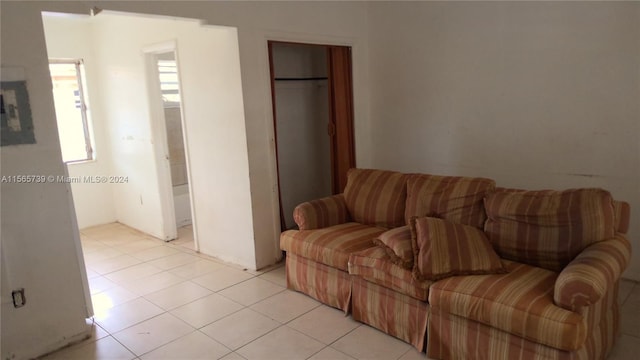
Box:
367;1;640;280
41;14;117;229
1;4;92;360
273;44;331;229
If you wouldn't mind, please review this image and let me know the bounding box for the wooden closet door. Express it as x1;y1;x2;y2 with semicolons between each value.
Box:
327;45;356;194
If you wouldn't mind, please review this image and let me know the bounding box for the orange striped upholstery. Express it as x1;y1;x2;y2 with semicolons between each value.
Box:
555;234;631;311
484;188;616;272
372;225;414;269
411;217;505;281
578;279;619;360
343;168;409;228
285;253;352;312
429;260;586;351
428;310;577;360
352;276;430;351
405;174;496;229
613;200;631;234
280;222;385;271
348;246;432;301
427;280;620;360
293;194;350;230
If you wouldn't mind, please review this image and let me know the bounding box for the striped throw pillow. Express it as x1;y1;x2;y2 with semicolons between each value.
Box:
410;217;505;281
373;225;414;269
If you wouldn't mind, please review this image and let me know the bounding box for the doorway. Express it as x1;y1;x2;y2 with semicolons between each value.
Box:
268;41;356;231
149;50;195;244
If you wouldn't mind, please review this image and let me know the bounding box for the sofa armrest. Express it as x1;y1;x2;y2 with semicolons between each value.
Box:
293;194;350;230
554;234;631;312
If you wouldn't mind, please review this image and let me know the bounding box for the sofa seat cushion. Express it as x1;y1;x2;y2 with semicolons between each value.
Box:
405;174;496;229
373;225;414;269
281;222;386;271
349;246;433;301
484;188;615;272
429;260;586;351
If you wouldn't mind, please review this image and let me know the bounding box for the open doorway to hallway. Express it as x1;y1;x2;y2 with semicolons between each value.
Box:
147;49;195;245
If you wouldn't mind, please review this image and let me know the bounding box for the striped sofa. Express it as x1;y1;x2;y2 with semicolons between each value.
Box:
280;168;632;360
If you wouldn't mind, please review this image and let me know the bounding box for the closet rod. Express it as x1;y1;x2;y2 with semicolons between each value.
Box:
274;77;328;81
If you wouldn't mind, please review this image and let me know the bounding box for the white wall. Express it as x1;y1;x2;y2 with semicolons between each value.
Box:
273;44;331;229
367;2;640;280
172;23;255;265
41;14;117;229
1;3;92;360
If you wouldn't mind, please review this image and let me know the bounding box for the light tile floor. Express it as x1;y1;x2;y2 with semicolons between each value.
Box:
41;223;640;360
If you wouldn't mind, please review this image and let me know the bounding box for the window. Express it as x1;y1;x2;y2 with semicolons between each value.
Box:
157;58;181;107
49;60;93;163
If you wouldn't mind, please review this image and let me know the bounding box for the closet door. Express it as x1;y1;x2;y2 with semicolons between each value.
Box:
327;45;356;194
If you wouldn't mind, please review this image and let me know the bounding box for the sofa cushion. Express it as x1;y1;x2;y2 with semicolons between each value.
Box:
343;168;408;229
349;246;432;301
280;222;385;271
429;260;587;351
405;174;495;229
411;217;505;281
373;225;413;269
484;188;615;272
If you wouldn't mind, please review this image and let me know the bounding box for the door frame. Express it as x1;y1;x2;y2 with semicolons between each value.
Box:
143;40;197;247
267;40;356;231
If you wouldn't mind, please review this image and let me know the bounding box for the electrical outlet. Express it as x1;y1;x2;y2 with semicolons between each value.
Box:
12;288;25;308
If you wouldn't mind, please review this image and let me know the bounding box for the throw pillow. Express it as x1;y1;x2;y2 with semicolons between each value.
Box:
410;216;505;281
373;225;413;269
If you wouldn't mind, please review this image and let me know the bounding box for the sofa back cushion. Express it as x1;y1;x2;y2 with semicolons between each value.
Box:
343;168;408;228
484;188;615;272
404;174;496;229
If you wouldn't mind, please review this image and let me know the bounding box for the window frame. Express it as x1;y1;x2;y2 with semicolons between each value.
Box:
157;58;181;108
49;59;94;163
